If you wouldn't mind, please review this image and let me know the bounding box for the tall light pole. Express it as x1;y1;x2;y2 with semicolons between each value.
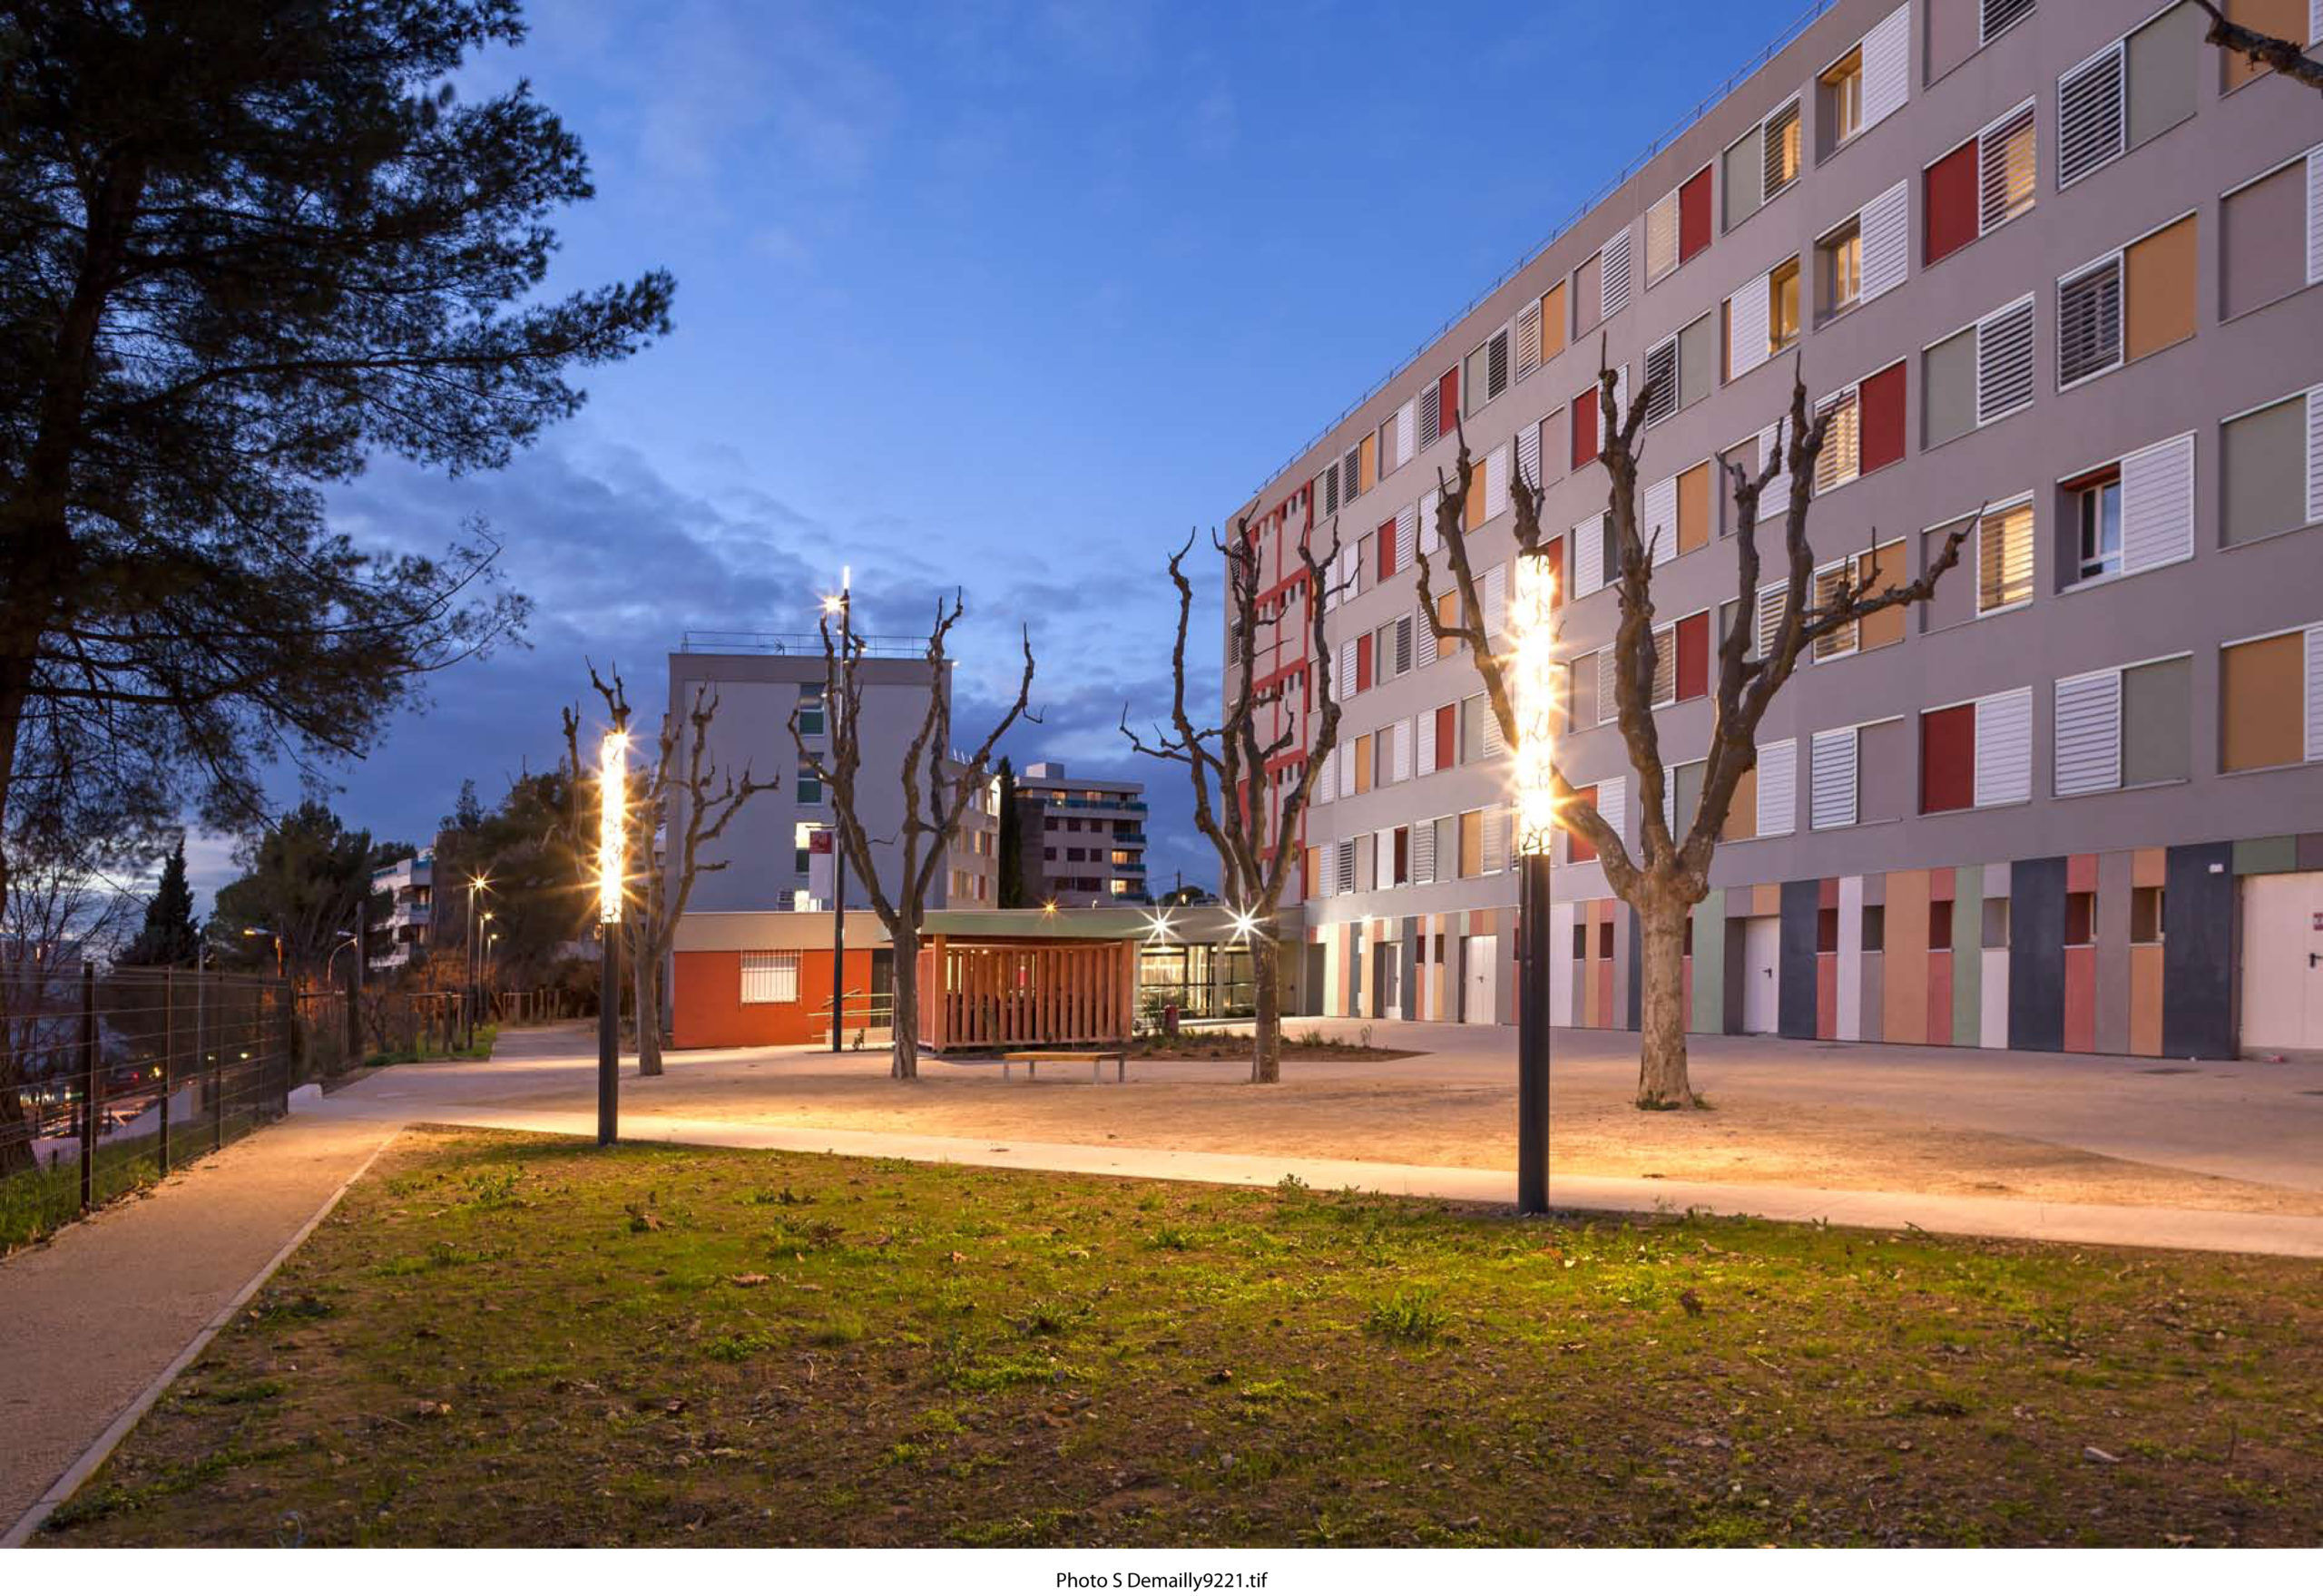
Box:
598;728;628;1146
1511;549;1561;1216
822;568;850;1053
464;874;489;1048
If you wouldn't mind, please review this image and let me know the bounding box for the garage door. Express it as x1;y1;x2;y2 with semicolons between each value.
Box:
2240;872;2323;1055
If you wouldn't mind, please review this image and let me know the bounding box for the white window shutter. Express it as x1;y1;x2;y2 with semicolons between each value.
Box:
1416;708;1438;776
1860;5;1908;132
1481;802;1508;875
1397;399;1416;463
1729;270;1771;377
1597;775;1629;854
1858;179;1909;302
1651;624;1676;705
2120;432;2194;574
1416;604;1438;669
1485;443;1509;521
1601;228;1632;321
1608;365;1629;447
1645;190;1678;282
2053;670;2123;796
1313;748;1334;804
2307;149;2322;288
1756;581;1787;659
1342;543;1361;600
1482;563;1506;640
2307;624;2323;763
1411;818;1436;884
1418;487;1441;555
2307;386;2323;526
1756;739;1797;837
1642;474;1678;565
1573;512;1605;596
1392;718;1413;783
1759;422;1791;511
1810;727;1858;829
1376;829;1396;887
1338;741;1357;799
1975;296;2036;426
1337;839;1357;896
1974;687;2034;808
1514;417;1542;495
1396;504;1417;570
1661;766;1677;834
1977;103;2034;233
1339;639;1358;698
1596;647;1618;726
2057;43;2125;190
1514;300;1543;381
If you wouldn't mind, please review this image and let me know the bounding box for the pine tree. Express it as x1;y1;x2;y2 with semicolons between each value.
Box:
123;838;201;966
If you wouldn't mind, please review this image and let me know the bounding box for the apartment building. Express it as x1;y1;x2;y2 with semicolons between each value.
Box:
1233;0;2323;1058
1013;761;1152;906
368;848;433;971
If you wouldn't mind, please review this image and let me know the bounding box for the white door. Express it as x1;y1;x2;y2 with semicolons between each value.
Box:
1742;916;1780;1034
2240;873;2323;1053
1464;934;1498;1024
1378;945;1402;1018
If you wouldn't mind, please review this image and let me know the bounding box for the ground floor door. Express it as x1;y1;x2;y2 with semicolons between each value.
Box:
1742;915;1780;1034
1375;940;1402;1018
2240;871;2323;1054
1463;935;1497;1024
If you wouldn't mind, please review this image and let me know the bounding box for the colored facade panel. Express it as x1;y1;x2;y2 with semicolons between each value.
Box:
2162;841;2236;1058
1883;867;1930;1044
2009;857;2068;1053
2124;215;2198;361
1951;864;1983;1046
1921;705;1975;813
1779;877;1819;1038
1859;360;1906;474
1924;142;1978;264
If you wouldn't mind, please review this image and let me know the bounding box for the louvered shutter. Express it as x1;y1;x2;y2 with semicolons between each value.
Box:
1482;563;1506;640
1338;741;1357;799
2308;150;2323;287
1642;474;1678;565
1397;400;1416;463
1982;0;2034;43
1396;504;1417;570
1858;179;1908;301
1759;422;1791;509
1416;604;1438;670
1514;301;1543;381
1394;613;1413;674
1755;582;1787;659
1320;463;1338;515
1389;719;1411;784
1484;444;1509;521
1417;382;1441;450
1975;297;2035;425
1411;818;1436;883
1974;687;2034;808
1651;624;1676;704
1313;749;1335;805
1813;390;1859;494
1416;707;1438;776
1375;829;1396;889
1481;803;1508;875
1341;543;1361;600
1339;639;1358;699
1600;228;1632;321
1597;775;1630;853
1978;104;2034;233
2307;624;2323;763
2308;386;2323;525
1514;418;1542;494
1762;103;1799;196
1756;739;1796;837
1661;766;1676;835
1645;190;1678;283
1594;648;1618;726
2121;432;2194;573
1336;839;1357;896
2053;670;2122;796
1601;365;1628;449
1487;328;1510;400
1729;271;1770;377
1477;697;1506;758
1860;5;1908;132
1573;513;1605;596
1418;487;1441;555
1809;727;1858;829
1642;338;1677;425
1344;446;1361;500
2057;260;2122;387
2057;44;2124;190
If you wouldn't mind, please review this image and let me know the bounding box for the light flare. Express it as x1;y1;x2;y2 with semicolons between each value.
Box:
1511;550;1563;857
598;729;629;925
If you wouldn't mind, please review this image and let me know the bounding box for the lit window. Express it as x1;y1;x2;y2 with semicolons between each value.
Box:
1821;48;1863;145
1769;259;1801;350
1821;221;1861;317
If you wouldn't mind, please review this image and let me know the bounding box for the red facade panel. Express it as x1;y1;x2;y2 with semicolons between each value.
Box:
1355;633;1373;693
1572;387;1600;468
1377;517;1397;581
1678;166;1712;263
1569;784;1599;863
1437;369;1459;436
1674;611;1710;700
1546;535;1566;609
1924;142;1979;264
1859;360;1906;474
1920;704;1975;813
1434;704;1456;770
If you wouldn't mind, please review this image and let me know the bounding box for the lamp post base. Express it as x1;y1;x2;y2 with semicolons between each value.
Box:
1516;852;1553;1215
597;927;620;1147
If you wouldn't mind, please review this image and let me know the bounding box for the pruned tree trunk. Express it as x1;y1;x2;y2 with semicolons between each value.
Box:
1633;878;1698;1109
890;928;922;1080
1250;936;1283;1085
631;927;664;1076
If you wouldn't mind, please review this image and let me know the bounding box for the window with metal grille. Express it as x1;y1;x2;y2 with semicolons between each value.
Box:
1600;229;1633;321
1814;388;1860;493
1487;328;1510;399
1978;103;2035;233
1642;337;1677;426
2058;258;2122;387
1975;296;2036;425
1416;380;1441;449
1321;462;1338;514
1977;502;2034;613
2057;44;2125;189
740;951;800;1004
1981;0;2034;45
1344;446;1361;497
1762;102;1801;199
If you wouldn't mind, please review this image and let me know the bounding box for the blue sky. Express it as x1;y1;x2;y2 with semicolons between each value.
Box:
197;0;1808;908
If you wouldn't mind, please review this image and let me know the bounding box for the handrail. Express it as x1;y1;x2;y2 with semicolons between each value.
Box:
678;631;933;661
1249;0;1838;497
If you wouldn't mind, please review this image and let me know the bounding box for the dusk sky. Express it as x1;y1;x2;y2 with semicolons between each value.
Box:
199;0;1805;911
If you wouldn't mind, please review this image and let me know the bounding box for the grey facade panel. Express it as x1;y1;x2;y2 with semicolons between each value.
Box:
1859;717;1913;824
2095;849;2133;1054
1779;877;1819;1039
2162;839;2236;1057
1921;328;1975;449
2008;856;2067;1052
2221;162;2306;322
2125;4;2201;151
2220;394;2307;546
2121;655;2191;785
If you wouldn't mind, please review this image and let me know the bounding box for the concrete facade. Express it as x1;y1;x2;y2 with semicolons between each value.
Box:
1012;761;1151;906
1230;0;2323;1055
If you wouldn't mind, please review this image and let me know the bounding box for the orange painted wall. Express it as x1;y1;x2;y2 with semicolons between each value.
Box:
672;948;873;1049
1815;952;1838;1040
2129;944;2164;1055
1926;950;1953;1045
1884;869;1930;1043
2063;945;2097;1053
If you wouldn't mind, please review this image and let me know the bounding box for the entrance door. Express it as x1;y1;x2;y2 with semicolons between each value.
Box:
2241;872;2323;1053
1464;935;1498;1023
1376;941;1402;1018
1742;916;1780;1034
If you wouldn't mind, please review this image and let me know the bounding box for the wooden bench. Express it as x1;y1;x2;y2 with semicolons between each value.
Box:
1000;1049;1128;1084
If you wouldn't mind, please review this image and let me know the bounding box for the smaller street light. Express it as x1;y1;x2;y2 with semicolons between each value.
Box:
598;728;628;1146
1511;548;1561;1218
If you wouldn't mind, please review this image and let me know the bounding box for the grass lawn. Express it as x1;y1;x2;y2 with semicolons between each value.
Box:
39;1127;2323;1548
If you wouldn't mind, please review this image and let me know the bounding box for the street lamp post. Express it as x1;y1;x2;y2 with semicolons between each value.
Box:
822;569;849;1053
598;729;628;1146
1511;550;1561;1217
464;875;489;1049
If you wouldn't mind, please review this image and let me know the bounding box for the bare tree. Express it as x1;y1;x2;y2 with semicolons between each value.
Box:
791;596;1035;1080
1123;519;1342;1083
0;835;129;1176
564;665;776;1077
2191;1;2323;92
1417;348;1968;1108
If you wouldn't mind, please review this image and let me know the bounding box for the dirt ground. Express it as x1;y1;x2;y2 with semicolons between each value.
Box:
473;1042;2323;1218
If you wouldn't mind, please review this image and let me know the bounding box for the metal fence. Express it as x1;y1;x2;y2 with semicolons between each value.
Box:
1;964;295;1249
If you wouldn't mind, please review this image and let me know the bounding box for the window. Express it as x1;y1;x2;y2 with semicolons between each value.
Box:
1646;166;1713;282
1921;687;2034;813
2065;891;2096;947
1976;500;2034;614
2074;474;2122;580
1820;220;1861;318
1813;563;1858;660
1642;338;1677;426
2131;886;2165;945
1464;326;1511;415
1984;898;2011;949
1572;385;1600;469
1756;739;1797;837
1769;258;1801;350
1925;103;2034;266
2057;259;2123;387
1862;904;1886;952
1982;0;2035;48
1813;388;1860;494
740;951;800;1004
1810;725;1859;827
1567;786;1598;864
2222;146;2323;320
1929;898;1955;953
1953;294;2036;429
2058;43;2125;189
1820;47;1863;148
2222;387;2322;545
1600;227;1633;322
2055;654;2192;796
797;760;823;805
2219;625;2322;772
2058;215;2198;389
797;695;826;738
1764;100;1801;200
1724;99;1800;230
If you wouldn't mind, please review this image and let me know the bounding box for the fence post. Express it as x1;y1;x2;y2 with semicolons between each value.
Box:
159;968;173;1177
212;974;224;1154
78;964;97;1212
278;983;293;1116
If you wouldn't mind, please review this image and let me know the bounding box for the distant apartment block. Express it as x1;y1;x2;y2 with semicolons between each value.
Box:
1014;762;1150;906
1230;0;2323;1057
369;848;434;970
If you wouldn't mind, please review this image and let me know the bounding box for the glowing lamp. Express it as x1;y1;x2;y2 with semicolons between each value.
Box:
1511;550;1561;857
598;729;628;924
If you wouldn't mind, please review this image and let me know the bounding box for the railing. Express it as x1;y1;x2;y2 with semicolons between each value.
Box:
678;631;931;661
1040;796;1148;813
1250;0;1840;495
809;989;897;1052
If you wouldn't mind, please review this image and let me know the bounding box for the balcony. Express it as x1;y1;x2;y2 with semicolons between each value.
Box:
1041;795;1147;813
1111;832;1147;847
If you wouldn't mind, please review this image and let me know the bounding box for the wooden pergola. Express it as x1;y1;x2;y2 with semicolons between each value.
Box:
916;935;1138;1052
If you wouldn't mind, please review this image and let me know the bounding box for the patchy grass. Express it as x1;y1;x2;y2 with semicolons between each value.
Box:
365;1023;497;1069
1130;1029;1414;1063
37;1127;2323;1548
